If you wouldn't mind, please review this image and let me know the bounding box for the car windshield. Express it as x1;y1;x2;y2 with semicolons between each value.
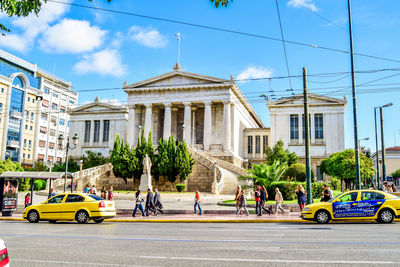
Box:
329;192;345;202
88;195;103;201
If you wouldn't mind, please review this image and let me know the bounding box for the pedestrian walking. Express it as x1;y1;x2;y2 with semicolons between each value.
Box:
101;186;107;199
48;188;56;199
391;184;397;192
145;188;155;216
153;188;163;215
321;185;331;202
234;185;242;214
107;186;114;201
295;185;306;211
132;190;145;217
194;188;202;215
24;193;31;208
258;185;271;216
254;186;261;215
83;184;90;193
91;185;97;195
236;189;249;215
275;188;286;215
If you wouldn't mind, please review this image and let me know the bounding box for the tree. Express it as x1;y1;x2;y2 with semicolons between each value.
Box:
265;140;298;166
243;160;288;188
210;0;232;8
0;159;26;190
0;0;112;33
391;169;400;180
81;150;109;170
52;158;80;173
175;141;195;183
283;163;314;182
166;136;178;191
320;149;375;190
24;160;48;171
156;138;170;191
133;129;154;189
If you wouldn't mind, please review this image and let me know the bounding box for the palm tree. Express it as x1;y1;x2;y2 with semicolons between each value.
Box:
246;160;288;187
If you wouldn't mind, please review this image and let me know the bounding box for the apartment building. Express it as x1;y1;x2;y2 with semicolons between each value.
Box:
0;49;78;166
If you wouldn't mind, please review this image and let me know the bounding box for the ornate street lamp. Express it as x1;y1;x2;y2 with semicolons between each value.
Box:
58;133;79;193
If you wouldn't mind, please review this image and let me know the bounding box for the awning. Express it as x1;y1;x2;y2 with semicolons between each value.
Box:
0;171;73;180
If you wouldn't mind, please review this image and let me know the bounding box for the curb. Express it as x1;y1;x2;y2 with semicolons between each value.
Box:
104;219;309;223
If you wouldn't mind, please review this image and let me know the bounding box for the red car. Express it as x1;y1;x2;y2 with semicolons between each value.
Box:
0;239;9;267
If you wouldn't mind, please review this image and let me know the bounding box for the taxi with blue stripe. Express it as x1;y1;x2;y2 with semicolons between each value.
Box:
23;193;116;224
301;190;400;223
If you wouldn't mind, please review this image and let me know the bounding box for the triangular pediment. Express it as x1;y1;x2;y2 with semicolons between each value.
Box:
124;70;231;90
269;93;346;107
70;100;126;114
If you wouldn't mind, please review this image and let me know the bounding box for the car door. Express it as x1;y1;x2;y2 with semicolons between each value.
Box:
332;192;360;219
59;194;85;220
359;191;386;218
41;195;65;220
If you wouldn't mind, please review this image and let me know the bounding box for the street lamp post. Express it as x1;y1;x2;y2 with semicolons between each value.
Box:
374;107;380;189
380;103;393;187
58;134;79;193
358;137;369;187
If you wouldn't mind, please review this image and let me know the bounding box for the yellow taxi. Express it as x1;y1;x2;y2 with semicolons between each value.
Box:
301;190;400;223
23;193;116;224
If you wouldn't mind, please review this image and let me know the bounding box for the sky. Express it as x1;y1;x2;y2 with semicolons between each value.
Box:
1;0;400;152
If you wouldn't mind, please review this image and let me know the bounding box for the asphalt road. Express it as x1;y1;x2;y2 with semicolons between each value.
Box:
1;221;400;266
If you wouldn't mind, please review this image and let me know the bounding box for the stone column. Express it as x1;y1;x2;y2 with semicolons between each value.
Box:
99;119;104;146
223;101;232;151
203;101;212;150
89;120;94;146
191;107;197;146
163;103;172;140
183;102;191;145
127;106;136;146
144;104;152;138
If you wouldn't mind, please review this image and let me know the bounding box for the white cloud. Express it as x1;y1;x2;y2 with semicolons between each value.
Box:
128;26;167;48
287;0;318;12
237;66;272;82
39;19;107;54
0;34;30;52
74;49;127;77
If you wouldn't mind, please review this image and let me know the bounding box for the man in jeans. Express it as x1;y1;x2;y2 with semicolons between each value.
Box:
254;186;261;215
194;188;202;215
258;185;271;216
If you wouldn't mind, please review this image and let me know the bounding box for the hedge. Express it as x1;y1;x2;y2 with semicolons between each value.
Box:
175;183;186;192
264;181;324;201
33;180;47;191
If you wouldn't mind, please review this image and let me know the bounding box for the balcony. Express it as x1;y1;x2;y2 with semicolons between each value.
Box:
7;140;20;148
10;110;22;119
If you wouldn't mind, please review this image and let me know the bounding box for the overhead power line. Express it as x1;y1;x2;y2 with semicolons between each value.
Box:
47;0;400;64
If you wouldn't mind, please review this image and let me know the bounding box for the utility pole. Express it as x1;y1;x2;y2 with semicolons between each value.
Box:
374;107;380;189
380;107;387;185
303;67;312;204
347;0;361;190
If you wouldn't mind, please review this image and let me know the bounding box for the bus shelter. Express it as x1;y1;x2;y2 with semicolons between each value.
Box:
0;172;73;216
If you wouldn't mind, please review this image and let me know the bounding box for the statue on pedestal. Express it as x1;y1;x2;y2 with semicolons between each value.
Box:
139;154;153;191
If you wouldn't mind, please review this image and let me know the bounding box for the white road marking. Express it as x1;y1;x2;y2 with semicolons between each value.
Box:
139;256;397;265
12;259;152;267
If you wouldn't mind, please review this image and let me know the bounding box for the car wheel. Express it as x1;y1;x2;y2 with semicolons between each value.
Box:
315;210;330;224
378;209;394;224
75;210;89;224
27;210;40;223
93;218;104;224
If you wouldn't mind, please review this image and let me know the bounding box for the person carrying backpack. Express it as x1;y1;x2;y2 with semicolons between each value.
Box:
236;189;249;215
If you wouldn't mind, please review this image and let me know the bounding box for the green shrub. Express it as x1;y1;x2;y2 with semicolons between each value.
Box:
330;177;341;190
175;183;186;192
18;178;31;191
33;180;47;191
265;181;324;201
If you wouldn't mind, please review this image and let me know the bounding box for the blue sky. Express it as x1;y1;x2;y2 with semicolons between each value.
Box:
1;0;399;151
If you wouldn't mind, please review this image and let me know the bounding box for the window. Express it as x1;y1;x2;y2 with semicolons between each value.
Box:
25;110;29;120
23;139;27;148
44;87;50;94
263;136;268;153
39;140;46;148
290;115;299;140
315;114;324;139
57;157;62;162
50;129;56;137
25;125;28;130
32;98;35;103
23;153;25;159
66;195;85;203
255;136;260;154
316;166;323;181
248;136;253;154
302;114;311;140
103;120;110;142
338;192;358;202
1;88;4;93
30;126;32;131
88;195;103;201
42;99;49;107
28;97;31;102
52;103;58;110
60;108;66;113
84;121;91;143
28;154;30;159
69;100;75;104
12;76;24;88
48;156;53;161
30;112;34;121
93;120;100;142
361;192;385;201
49;142;55;149
48;195;65;204
41;113;48;121
0;103;2;113
52;92;58;98
59;119;65;126
28;140;32;149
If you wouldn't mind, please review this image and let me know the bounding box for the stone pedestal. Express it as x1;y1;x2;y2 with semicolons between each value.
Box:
139;174;153;192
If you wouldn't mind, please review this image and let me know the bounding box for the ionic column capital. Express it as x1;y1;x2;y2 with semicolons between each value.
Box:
183;101;192;106
223;100;232;105
164;103;172;108
204;101;212;106
144;104;152;108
